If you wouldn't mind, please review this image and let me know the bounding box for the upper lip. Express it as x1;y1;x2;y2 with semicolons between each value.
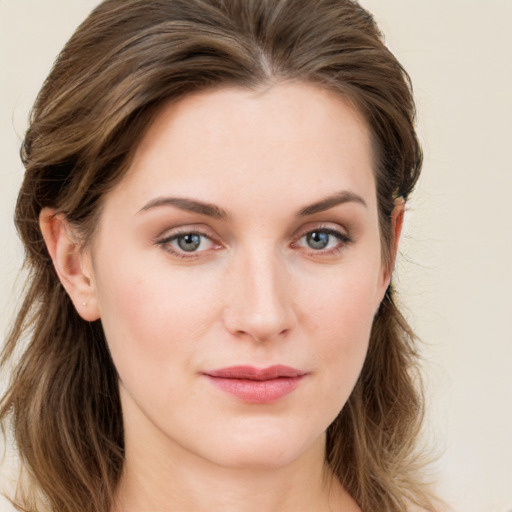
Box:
204;365;307;381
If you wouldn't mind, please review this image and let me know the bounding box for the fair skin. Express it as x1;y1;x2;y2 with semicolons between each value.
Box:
41;83;403;512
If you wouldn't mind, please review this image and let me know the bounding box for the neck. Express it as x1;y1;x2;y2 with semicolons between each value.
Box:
113;385;360;512
114;427;357;512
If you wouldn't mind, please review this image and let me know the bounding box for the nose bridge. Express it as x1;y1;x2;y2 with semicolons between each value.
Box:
224;243;294;342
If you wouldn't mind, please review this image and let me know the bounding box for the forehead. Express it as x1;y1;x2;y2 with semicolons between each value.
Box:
109;82;377;216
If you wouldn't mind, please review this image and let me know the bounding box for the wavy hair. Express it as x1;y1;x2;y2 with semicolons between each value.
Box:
1;1;435;510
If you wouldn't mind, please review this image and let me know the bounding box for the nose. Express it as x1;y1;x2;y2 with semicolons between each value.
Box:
222;248;296;343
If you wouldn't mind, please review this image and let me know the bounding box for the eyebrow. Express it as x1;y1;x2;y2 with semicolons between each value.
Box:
137;197;228;219
137;190;366;219
297;190;367;216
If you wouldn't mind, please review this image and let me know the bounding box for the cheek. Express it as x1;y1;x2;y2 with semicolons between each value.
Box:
304;259;380;336
300;262;381;395
93;252;222;379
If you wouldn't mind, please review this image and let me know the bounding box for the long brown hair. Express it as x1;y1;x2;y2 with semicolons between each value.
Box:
1;1;435;510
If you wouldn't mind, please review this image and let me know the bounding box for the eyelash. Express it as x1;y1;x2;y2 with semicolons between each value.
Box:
156;229;220;260
292;227;353;257
156;226;352;260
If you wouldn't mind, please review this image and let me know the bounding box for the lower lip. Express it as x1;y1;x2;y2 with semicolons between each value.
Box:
205;375;305;404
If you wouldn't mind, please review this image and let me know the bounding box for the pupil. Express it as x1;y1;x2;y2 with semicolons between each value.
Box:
178;234;201;252
307;231;329;250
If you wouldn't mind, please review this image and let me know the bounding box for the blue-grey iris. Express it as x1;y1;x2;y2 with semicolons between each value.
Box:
307;231;329;250
177;233;201;252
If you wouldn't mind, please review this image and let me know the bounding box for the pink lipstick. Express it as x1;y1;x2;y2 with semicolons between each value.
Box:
203;365;307;404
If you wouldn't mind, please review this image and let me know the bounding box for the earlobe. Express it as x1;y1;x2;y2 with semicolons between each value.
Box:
39;208;100;321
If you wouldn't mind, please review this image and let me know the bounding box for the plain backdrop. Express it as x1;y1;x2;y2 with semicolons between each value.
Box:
1;1;511;511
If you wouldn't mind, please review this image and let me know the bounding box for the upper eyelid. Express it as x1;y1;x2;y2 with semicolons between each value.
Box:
293;222;350;240
158;231;218;252
155;224;216;241
156;231;218;259
291;225;353;253
164;231;210;242
295;229;350;245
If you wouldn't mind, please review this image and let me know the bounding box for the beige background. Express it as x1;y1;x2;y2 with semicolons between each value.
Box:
1;1;511;511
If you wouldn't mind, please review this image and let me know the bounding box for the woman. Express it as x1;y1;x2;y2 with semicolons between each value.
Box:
1;0;438;511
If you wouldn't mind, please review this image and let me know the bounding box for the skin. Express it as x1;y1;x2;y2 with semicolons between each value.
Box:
41;82;403;512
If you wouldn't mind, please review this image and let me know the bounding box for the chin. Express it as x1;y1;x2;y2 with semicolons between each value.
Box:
198;427;325;471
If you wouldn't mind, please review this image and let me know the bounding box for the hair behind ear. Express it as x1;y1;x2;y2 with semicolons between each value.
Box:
327;289;431;511
0;266;123;512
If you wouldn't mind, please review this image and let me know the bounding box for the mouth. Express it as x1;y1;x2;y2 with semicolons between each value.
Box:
202;365;308;404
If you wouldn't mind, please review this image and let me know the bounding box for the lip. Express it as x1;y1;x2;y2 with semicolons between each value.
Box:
202;365;307;404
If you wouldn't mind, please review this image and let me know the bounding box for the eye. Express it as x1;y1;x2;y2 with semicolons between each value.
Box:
157;230;218;257
175;233;204;252
293;227;351;254
305;231;333;250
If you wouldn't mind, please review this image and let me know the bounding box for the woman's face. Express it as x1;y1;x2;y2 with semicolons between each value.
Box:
85;83;390;469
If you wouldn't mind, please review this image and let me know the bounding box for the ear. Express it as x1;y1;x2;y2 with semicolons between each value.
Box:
377;197;406;297
39;208;100;321
390;196;405;269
